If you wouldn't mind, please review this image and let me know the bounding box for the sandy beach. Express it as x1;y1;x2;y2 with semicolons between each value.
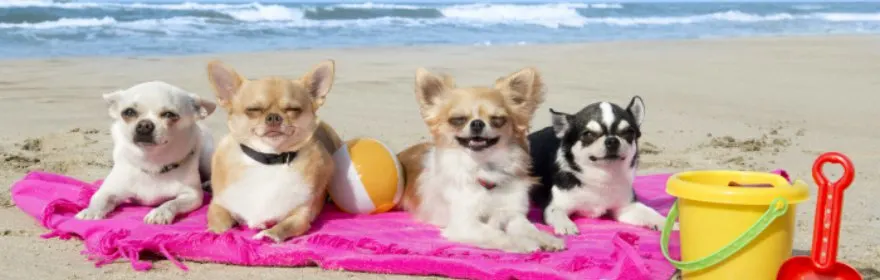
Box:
1;35;879;279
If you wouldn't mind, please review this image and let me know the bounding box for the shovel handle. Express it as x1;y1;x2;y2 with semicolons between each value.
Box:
810;152;854;272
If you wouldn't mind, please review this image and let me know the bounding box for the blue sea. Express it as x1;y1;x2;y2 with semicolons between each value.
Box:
2;0;880;58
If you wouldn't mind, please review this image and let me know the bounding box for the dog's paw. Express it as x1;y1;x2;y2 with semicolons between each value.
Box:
642;221;677;232
504;236;541;253
144;208;176;225
550;220;580;236
534;231;567;251
247;222;268;230
75;208;106;220
252;229;284;243
207;223;232;234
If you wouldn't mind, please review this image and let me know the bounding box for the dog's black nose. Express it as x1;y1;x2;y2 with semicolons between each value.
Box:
470;119;486;134
265;113;283;126
605;137;620;150
135;120;155;135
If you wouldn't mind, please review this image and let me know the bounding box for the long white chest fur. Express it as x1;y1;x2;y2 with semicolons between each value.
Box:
552;164;636;218
121;165;200;206
216;155;313;228
107;132;204;206
415;147;531;227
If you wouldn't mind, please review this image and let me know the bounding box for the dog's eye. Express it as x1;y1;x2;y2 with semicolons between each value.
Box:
489;116;507;128
448;116;467;126
620;128;638;139
583;131;599;139
121;108;137;118
161;111;179;120
284;107;302;114
245;107;263;113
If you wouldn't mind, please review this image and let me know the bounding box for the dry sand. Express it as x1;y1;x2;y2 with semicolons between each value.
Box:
1;35;879;279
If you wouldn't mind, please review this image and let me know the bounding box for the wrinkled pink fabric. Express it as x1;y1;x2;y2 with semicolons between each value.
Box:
12;171;790;279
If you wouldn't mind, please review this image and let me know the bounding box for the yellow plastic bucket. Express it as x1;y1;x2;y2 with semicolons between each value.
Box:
660;171;809;280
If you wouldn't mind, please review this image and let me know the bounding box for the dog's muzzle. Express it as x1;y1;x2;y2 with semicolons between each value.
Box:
455;135;500;152
604;137;620;154
469;119;486;134
133;120;156;144
454;119;500;151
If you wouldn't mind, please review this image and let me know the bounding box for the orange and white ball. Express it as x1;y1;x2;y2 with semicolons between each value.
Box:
329;138;404;214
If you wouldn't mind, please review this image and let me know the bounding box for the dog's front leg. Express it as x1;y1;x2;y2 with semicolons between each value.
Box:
488;181;565;252
544;187;581;235
144;187;203;225
490;211;565;252
443;219;524;253
440;195;527;252
75;174;131;220
207;202;235;233
253;192;326;243
614;202;678;231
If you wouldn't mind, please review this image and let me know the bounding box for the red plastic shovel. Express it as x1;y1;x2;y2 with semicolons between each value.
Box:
777;152;862;280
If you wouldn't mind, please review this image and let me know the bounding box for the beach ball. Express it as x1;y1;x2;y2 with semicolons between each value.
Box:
329;137;404;214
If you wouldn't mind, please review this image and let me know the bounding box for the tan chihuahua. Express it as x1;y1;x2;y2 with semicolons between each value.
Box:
205;59;342;242
397;67;565;253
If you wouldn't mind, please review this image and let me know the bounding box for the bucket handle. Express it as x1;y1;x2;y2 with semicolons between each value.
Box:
660;197;789;271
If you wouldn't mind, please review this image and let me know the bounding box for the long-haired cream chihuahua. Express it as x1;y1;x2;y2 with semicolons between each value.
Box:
75;81;216;224
397;67;566;253
205;60;342;242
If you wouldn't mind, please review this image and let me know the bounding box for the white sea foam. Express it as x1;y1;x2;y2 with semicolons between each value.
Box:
3;1;880;28
815;13;880;22
115;16;210;35
3;2;880;58
440;3;589;28
0;0;253;10
264;16;429;29
584;11;797;26
590;3;623;9
330;2;423;10
0;15;212;34
222;4;305;21
0;1;414;13
0;0;103;9
3;2;880;31
0;17;116;29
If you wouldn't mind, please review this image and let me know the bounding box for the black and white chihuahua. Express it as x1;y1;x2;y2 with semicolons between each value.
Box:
529;96;676;235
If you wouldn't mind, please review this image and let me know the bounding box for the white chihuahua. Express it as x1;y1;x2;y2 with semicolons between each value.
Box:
75;81;216;224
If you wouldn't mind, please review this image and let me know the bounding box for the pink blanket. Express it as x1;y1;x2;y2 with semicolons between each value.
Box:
11;171;698;280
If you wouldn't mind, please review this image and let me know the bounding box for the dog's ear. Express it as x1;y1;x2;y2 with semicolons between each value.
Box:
188;92;217;120
300;60;335;109
626;95;645;126
206;60;244;108
102;90;123;118
495;67;545;133
549;108;570;138
414;68;451;112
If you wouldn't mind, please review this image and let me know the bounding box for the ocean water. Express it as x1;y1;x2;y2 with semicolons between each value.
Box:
2;1;880;58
